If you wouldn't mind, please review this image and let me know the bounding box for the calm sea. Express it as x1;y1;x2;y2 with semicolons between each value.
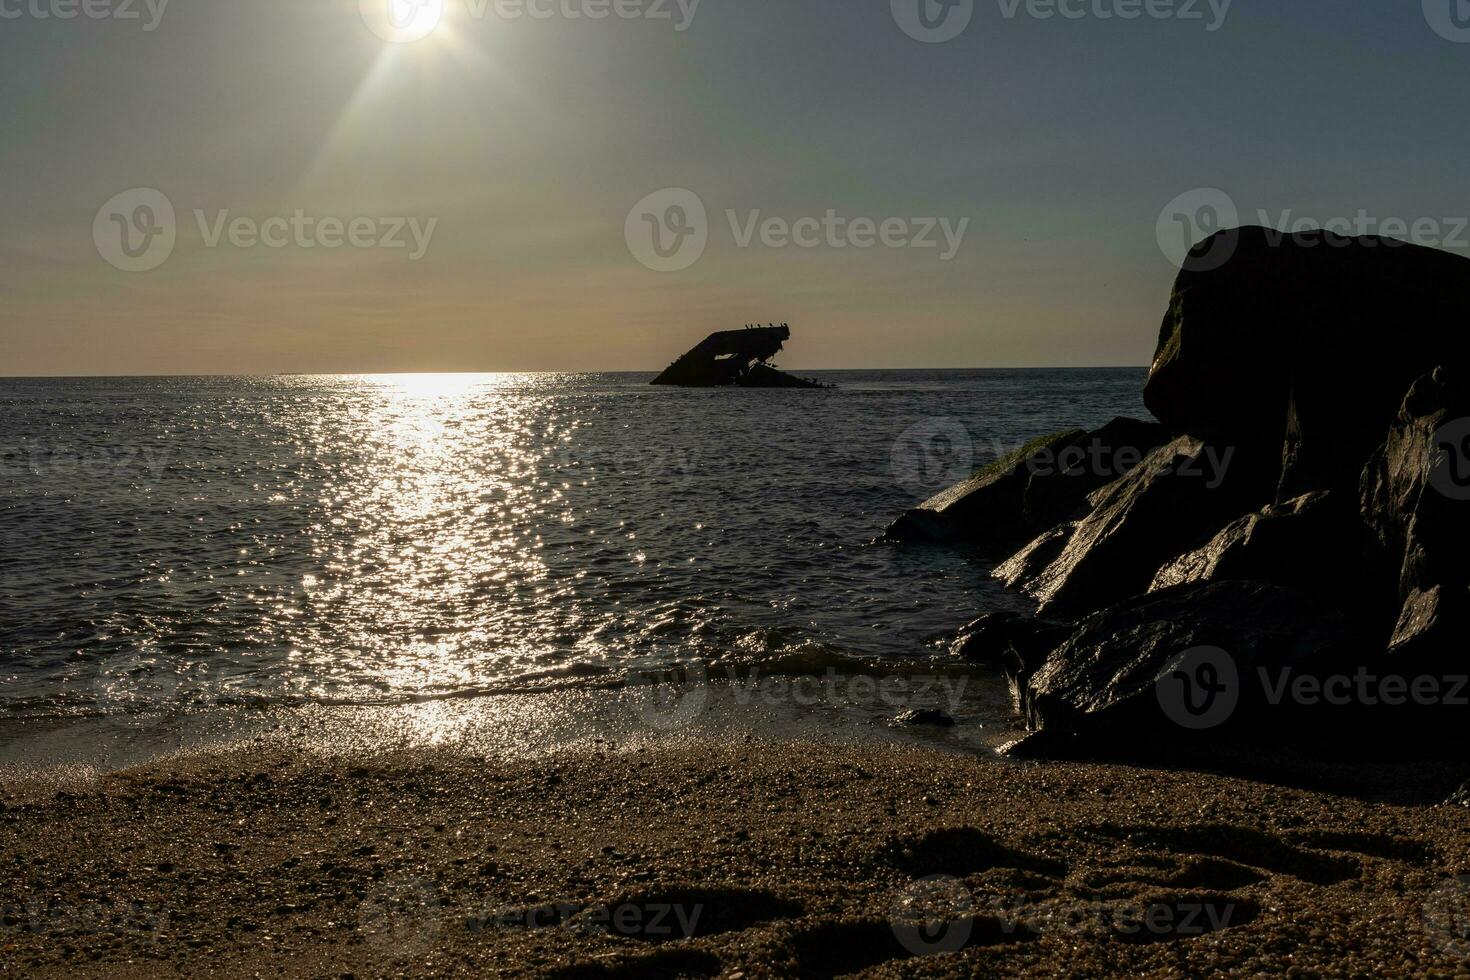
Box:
0;370;1144;732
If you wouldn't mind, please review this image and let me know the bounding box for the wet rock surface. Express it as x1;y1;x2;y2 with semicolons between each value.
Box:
1148;490;1362;608
886;418;1167;551
1021;436;1275;619
1020;581;1359;739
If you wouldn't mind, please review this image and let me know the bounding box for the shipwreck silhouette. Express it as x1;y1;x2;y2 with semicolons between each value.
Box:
651;324;828;388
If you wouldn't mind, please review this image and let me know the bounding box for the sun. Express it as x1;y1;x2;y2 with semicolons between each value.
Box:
360;0;447;44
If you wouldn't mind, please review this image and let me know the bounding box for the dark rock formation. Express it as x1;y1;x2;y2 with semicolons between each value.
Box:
993;523;1075;593
1020;436;1277;618
1022;417;1170;528
887;429;1084;547
951;611;1069;703
652;325;826;388
886;418;1167;550
1018;581;1359;741
1145;227;1470;494
1148;490;1363;609
907;225;1470;757
1361;367;1470;664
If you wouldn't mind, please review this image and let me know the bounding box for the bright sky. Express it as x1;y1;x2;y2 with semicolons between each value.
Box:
2;0;1468;374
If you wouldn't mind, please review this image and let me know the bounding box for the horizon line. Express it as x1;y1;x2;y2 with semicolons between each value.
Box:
0;365;1152;380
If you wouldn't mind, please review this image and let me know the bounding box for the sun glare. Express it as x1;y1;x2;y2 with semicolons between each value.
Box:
360;0;447;44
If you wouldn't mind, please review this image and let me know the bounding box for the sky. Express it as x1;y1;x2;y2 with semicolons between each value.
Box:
2;0;1469;375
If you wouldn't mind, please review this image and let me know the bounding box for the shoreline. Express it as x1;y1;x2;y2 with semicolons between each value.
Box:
4;727;1470;976
0;674;1022;786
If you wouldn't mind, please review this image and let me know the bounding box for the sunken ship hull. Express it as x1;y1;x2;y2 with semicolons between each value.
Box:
651;325;827;388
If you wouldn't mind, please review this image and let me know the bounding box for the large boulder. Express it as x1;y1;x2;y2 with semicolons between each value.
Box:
1021;417;1171;528
1145;227;1470;495
1361;366;1470;661
886;429;1084;547
1021;436;1277;618
1148;490;1363;611
1015;581;1360;744
886;419;1168;551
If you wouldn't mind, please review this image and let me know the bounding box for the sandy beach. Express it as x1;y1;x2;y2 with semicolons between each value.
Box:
5;729;1470;978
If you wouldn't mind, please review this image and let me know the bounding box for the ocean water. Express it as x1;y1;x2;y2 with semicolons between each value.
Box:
0;370;1145;736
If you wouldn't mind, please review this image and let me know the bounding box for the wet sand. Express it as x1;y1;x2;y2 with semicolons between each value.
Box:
4;732;1470;977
